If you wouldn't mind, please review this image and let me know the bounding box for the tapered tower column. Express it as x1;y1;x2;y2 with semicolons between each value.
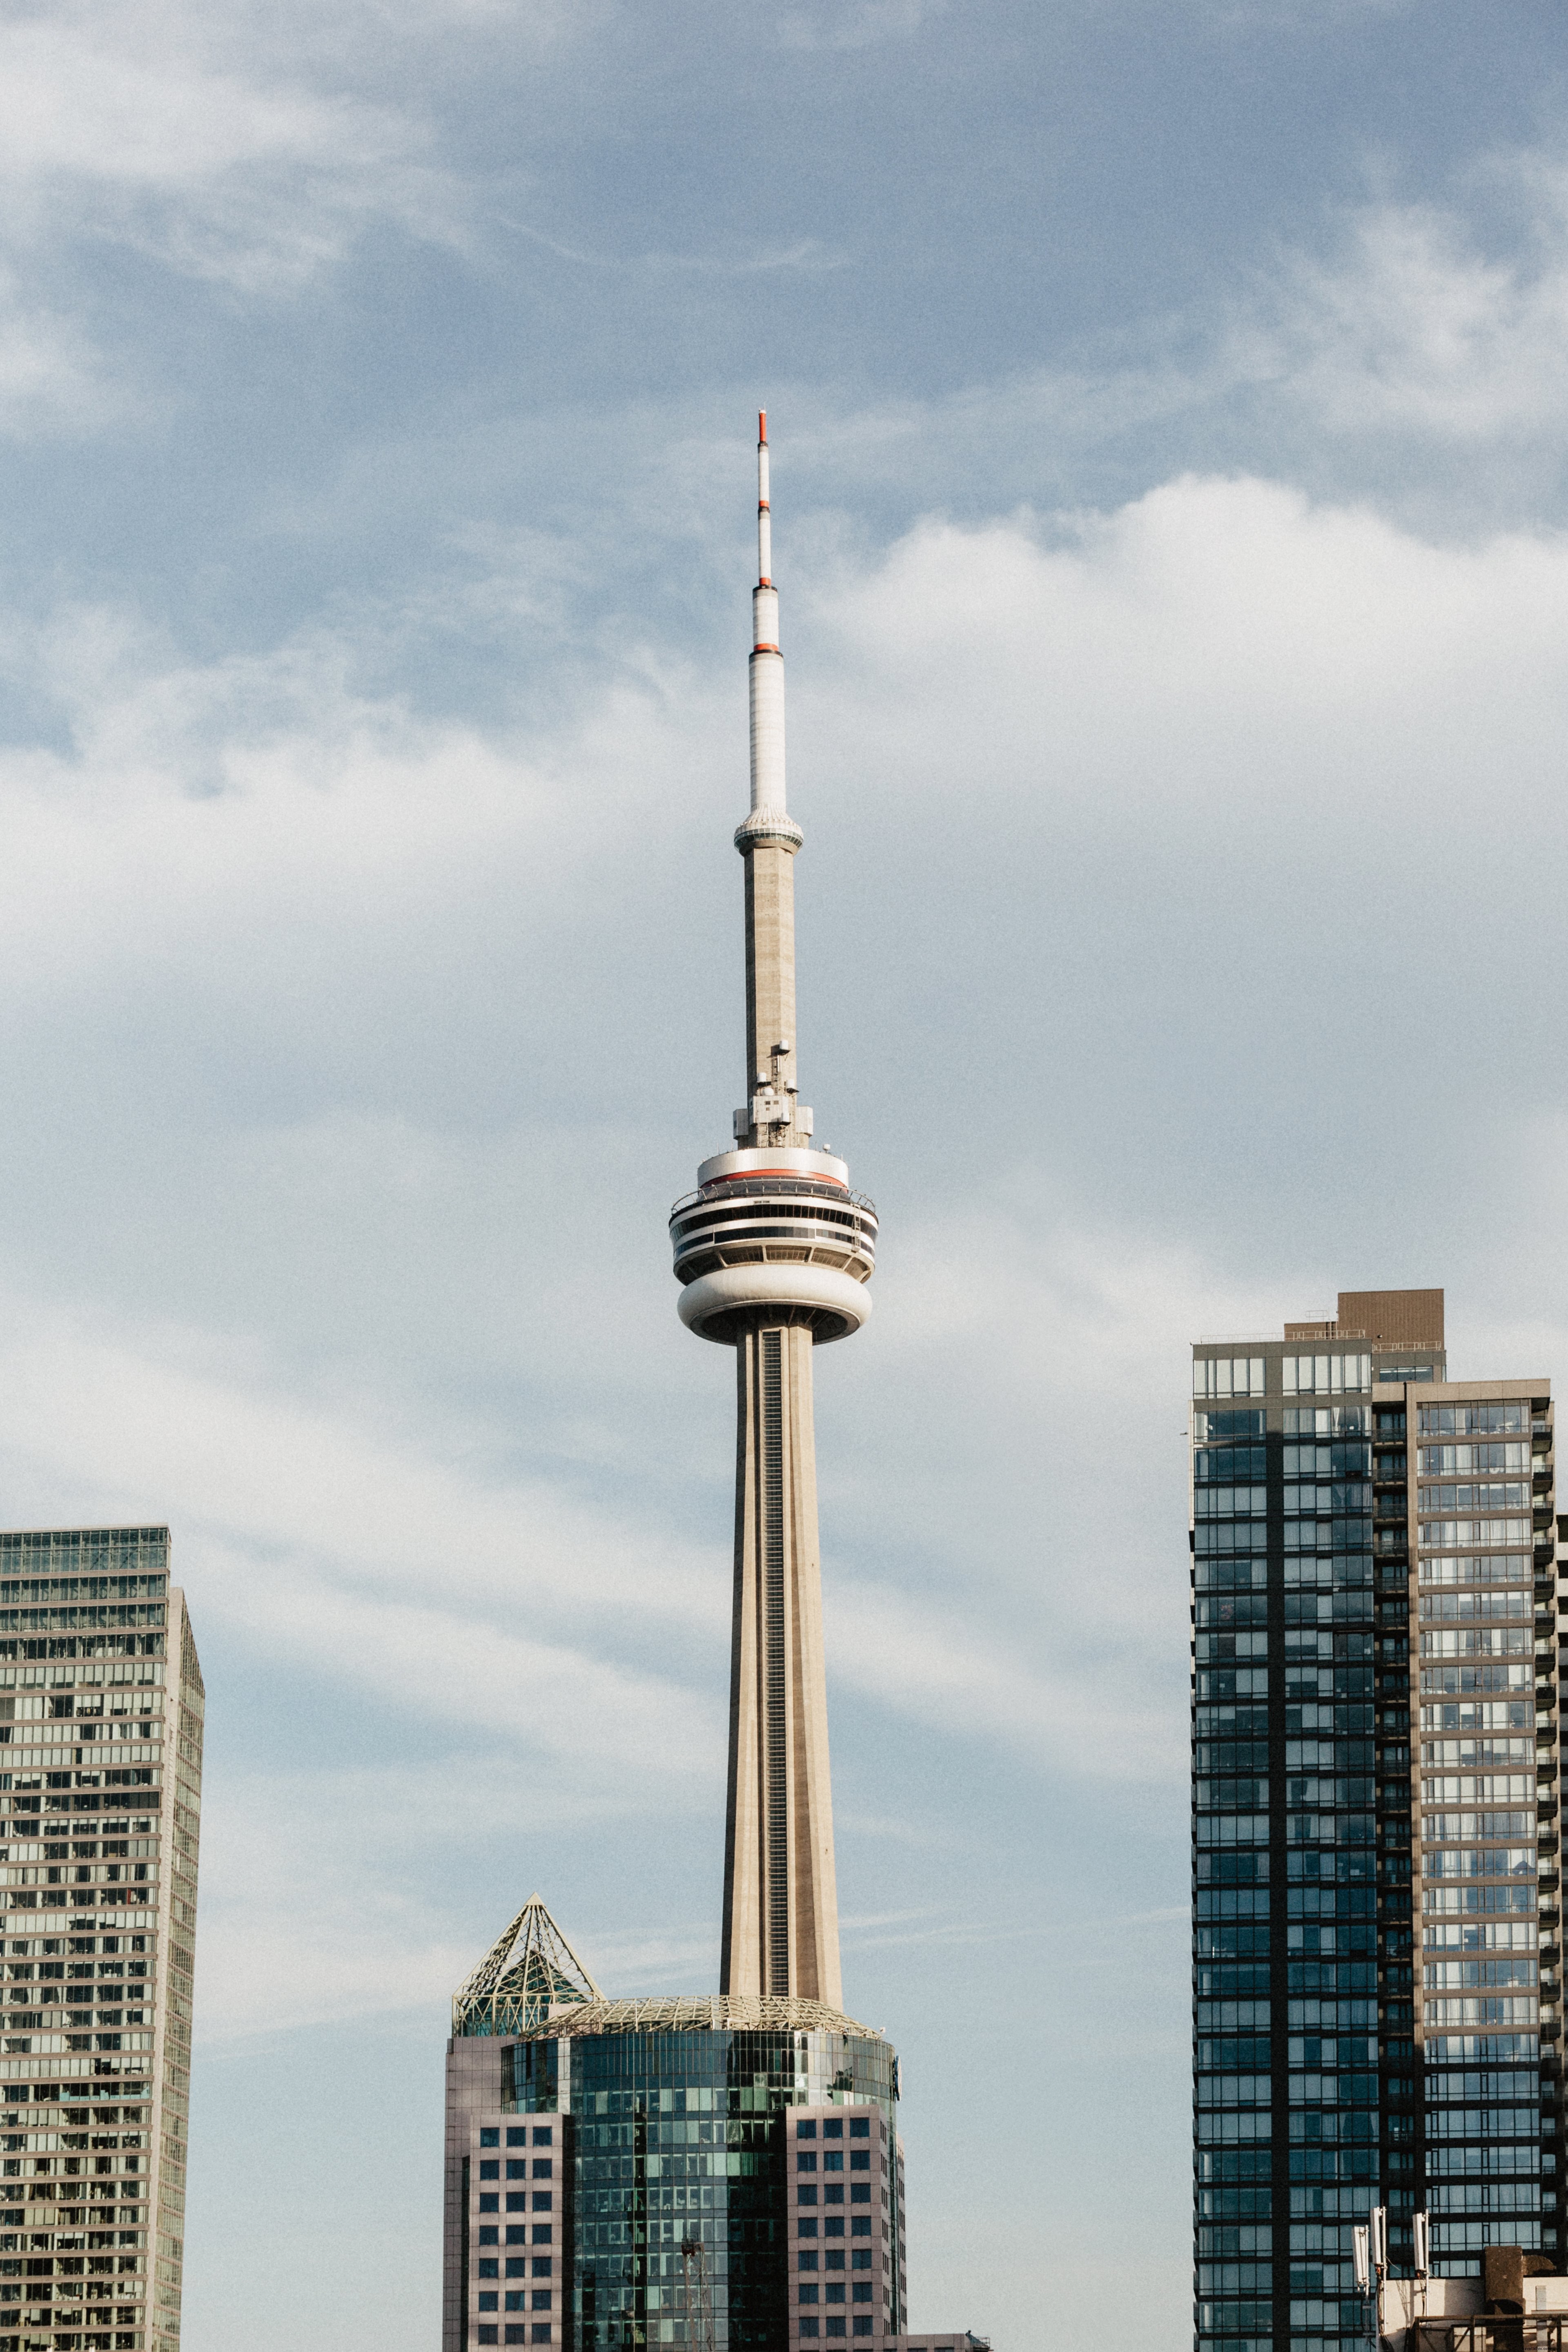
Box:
671;415;878;2006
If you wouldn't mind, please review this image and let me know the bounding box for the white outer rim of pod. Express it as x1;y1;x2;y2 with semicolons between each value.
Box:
676;1263;872;1343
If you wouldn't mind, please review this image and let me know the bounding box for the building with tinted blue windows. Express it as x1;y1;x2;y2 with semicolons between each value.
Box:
1193;1289;1564;2352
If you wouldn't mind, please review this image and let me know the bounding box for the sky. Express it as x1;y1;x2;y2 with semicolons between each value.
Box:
1;0;1568;2343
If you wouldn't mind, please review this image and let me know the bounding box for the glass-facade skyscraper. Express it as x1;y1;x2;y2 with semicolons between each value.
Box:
1192;1290;1561;2352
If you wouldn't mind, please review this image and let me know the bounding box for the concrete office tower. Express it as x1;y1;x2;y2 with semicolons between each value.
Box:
1191;1294;1564;2352
0;1526;202;2352
670;413;878;2008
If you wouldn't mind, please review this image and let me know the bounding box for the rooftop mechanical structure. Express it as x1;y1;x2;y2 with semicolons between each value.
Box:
671;412;877;2011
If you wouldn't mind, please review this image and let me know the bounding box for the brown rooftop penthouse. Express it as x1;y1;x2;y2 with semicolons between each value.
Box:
1285;1287;1446;1348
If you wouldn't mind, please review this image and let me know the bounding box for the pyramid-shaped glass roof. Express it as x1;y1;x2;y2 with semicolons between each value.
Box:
451;1894;603;2039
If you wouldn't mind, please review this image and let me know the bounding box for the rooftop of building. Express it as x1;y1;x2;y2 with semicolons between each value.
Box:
508;1992;885;2043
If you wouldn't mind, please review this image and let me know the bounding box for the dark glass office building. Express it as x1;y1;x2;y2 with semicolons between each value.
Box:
1192;1289;1562;2352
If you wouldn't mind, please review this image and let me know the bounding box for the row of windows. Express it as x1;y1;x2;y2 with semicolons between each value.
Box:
1418;1554;1533;1590
477;2160;554;2181
796;2321;877;2339
796;2152;871;2173
1421;1445;1535;1475
478;2129;552;2149
1419;1405;1536;1438
796;2283;877;2302
474;2193;555;2215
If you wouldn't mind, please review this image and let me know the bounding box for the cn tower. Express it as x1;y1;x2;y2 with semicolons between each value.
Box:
670;414;878;2011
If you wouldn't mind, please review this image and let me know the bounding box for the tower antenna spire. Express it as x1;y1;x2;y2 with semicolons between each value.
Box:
747;409;788;825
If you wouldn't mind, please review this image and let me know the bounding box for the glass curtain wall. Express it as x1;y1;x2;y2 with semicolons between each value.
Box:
506;2024;899;2352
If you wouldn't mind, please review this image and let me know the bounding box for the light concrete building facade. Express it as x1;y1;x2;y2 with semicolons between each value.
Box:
0;1525;201;2352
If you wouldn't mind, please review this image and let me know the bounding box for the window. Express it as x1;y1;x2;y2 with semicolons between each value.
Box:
506;2162;527;2179
532;2127;553;2146
506;2194;526;2213
531;2331;552;2347
797;2121;817;2140
1195;1358;1266;1400
850;2153;869;2171
799;2220;819;2239
479;2261;499;2280
826;2252;844;2272
480;2129;499;2149
799;2253;820;2272
479;2194;499;2214
824;2152;843;2172
851;2219;871;2238
478;2292;499;2311
851;2252;871;2270
800;2325;820;2341
826;2283;846;2302
479;2228;499;2248
824;2119;843;2138
477;2332;497;2348
505;2259;526;2278
504;2227;526;2246
849;2119;869;2138
1283;1354;1370;1397
799;2285;820;2304
506;2128;527;2147
798;2153;818;2172
532;2158;552;2178
850;2186;870;2204
532;2292;552;2311
532;2259;552;2278
799;2186;818;2206
852;2285;873;2301
532;2193;552;2212
852;2323;875;2339
479;2162;499;2181
531;2226;552;2245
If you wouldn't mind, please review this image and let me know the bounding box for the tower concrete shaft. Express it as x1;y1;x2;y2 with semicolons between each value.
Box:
723;1321;841;2005
671;415;878;2009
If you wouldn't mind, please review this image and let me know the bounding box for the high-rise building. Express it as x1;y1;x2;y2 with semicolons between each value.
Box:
1192;1292;1561;2352
0;1524;202;2352
440;421;995;2352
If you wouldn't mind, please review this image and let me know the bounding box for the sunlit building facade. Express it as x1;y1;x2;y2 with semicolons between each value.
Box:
0;1525;202;2352
1192;1292;1562;2352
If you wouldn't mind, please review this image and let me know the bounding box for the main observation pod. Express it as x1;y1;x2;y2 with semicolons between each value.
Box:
671;1148;879;1345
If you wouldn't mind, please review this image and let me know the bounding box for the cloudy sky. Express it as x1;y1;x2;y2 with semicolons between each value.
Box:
1;0;1567;2341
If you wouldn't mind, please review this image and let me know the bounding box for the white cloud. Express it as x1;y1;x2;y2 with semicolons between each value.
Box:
1252;157;1568;443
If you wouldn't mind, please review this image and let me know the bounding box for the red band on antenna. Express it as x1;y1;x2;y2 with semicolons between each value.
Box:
758;410;767;444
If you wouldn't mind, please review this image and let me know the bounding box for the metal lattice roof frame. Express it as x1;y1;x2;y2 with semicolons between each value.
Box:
451;1893;604;2037
507;1993;884;2044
